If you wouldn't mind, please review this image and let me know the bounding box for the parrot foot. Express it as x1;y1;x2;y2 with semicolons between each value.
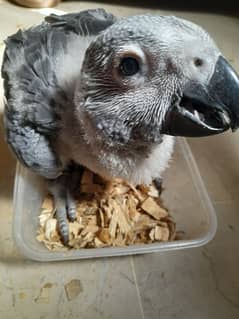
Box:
48;163;84;245
153;177;163;195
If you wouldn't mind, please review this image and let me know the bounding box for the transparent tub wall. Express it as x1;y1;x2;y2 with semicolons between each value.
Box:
13;138;217;261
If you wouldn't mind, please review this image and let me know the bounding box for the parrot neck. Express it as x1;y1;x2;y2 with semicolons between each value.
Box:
75;132;175;185
59;112;174;185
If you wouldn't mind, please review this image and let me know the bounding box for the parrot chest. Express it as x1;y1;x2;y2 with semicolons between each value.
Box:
64;135;175;185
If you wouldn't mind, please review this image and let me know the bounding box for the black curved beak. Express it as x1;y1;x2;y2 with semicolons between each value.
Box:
162;56;239;137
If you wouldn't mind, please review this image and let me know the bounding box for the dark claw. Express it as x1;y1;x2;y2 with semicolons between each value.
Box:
67;207;77;222
153;177;163;195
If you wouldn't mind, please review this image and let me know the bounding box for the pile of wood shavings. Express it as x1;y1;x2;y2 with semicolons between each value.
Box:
36;169;176;251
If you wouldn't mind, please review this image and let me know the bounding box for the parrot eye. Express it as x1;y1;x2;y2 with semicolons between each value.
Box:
194;58;204;67
119;57;140;76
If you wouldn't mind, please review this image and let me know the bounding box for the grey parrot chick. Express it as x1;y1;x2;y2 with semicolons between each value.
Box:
2;9;239;243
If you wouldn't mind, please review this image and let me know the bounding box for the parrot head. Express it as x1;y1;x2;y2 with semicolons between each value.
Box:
75;15;239;149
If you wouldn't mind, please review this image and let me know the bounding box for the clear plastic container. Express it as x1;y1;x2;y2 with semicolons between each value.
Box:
13;138;217;262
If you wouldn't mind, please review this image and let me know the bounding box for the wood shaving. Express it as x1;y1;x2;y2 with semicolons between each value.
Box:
99;209;105;228
94;237;107;248
108;205;118;239
148;185;159;198
37;169;177;250
97;228;111;244
45;219;57;241
34;287;50;304
141;197;168;220
64;279;83;301
41;196;54;211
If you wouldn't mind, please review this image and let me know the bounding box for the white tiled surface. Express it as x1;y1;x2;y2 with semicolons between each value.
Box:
0;1;239;318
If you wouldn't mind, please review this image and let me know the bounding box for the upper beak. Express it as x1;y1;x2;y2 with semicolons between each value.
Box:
161;56;239;137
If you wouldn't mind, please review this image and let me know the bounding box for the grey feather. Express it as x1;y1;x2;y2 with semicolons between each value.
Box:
4;114;61;178
2;9;116;178
45;8;116;35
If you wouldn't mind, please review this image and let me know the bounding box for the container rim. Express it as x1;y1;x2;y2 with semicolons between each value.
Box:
12;138;217;262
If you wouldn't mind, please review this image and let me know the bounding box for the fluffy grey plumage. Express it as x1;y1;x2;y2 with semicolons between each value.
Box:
2;9;220;182
2;9;117;180
2;9;226;243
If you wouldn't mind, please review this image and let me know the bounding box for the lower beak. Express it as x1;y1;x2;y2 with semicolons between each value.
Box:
161;56;239;137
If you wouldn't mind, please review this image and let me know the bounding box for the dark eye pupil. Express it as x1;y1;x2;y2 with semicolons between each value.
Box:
120;57;139;76
194;58;203;67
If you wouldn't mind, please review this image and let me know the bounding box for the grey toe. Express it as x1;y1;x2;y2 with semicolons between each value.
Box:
66;190;77;222
56;208;69;245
